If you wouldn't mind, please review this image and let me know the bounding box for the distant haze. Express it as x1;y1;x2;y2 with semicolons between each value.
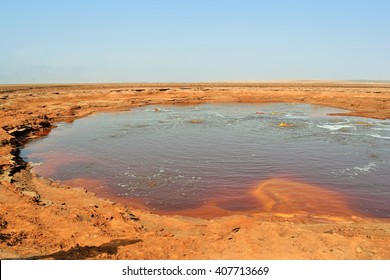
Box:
1;0;389;84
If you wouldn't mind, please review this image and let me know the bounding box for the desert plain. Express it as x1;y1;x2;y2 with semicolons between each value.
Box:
1;81;390;259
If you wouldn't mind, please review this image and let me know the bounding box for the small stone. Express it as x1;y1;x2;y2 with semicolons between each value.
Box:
39;199;53;207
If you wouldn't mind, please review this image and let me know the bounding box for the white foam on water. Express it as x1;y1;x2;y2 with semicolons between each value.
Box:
334;162;378;178
144;108;173;113
317;124;354;131
368;134;390;140
211;112;225;118
372;127;390;131
353;162;377;173
284;113;309;119
328;131;390;140
172;122;180;129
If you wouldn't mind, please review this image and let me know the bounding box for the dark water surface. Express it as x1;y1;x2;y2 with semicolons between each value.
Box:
21;103;390;217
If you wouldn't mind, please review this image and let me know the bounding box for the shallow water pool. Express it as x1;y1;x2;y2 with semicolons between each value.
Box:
22;103;390;218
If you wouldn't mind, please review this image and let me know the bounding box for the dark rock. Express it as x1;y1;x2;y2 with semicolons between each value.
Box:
39;120;51;127
0;217;8;229
129;213;140;221
231;227;240;233
8;126;33;137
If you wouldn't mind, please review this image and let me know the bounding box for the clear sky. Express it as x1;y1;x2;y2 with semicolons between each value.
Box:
1;0;389;83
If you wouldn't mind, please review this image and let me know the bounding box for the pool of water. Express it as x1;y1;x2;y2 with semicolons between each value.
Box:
21;103;390;218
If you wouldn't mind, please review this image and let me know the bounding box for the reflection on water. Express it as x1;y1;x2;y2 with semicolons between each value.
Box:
21;103;390;218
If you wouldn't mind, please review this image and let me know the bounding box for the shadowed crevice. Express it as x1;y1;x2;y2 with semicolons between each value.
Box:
19;239;142;260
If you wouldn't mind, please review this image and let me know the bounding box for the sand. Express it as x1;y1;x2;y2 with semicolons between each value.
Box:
1;82;390;259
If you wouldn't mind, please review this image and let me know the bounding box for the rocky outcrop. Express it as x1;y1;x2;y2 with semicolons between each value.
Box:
0;118;52;182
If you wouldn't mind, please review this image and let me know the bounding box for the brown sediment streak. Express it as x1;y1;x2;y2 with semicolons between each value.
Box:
29;151;95;177
61;178;104;190
251;178;360;218
155;201;251;219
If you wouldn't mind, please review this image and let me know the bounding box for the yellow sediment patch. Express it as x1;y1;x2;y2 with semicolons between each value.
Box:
189;119;203;124
278;122;291;127
251;178;359;218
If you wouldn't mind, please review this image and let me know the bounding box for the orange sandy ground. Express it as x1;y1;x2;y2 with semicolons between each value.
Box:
1;82;390;259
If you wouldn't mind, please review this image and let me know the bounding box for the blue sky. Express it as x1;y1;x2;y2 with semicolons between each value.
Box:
1;0;389;83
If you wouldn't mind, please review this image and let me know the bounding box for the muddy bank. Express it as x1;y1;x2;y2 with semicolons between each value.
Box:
1;82;390;259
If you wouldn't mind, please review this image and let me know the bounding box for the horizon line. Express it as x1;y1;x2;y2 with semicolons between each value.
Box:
2;79;390;87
